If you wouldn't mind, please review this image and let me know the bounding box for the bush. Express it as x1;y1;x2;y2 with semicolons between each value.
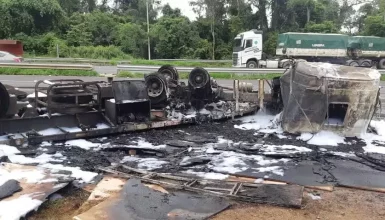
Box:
15;32;65;56
0;68;99;76
51;45;132;60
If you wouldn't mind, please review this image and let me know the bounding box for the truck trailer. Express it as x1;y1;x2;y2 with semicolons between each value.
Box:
276;32;348;65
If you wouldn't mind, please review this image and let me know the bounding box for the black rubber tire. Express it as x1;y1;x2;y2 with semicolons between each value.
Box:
378;59;385;69
188;67;210;89
246;60;258;68
145;72;168;105
360;60;371;67
348;61;359;67
282;62;291;69
158;65;179;81
0;82;10;118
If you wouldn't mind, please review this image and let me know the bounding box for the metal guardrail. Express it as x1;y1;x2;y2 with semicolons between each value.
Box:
153;59;232;63
117;65;286;74
25;57;231;64
117;65;385;75
0;63;93;70
24;58;131;65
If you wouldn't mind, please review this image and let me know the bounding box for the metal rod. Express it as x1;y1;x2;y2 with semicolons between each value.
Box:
146;0;151;60
258;80;265;110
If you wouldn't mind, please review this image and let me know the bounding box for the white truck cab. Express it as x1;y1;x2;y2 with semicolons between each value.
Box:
232;30;287;69
232;30;263;68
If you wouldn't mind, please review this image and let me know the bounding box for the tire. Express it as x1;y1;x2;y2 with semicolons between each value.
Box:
378;59;385;69
246;60;258;68
158;65;179;81
188;67;210;89
360;60;371;67
282;62;291;69
349;61;359;67
145;73;168;106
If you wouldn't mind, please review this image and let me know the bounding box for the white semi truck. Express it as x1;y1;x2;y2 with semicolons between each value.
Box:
232;30;385;69
232;30;290;68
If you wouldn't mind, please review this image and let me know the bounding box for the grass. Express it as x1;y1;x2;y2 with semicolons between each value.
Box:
117;71;282;80
129;59;232;68
0;68;99;76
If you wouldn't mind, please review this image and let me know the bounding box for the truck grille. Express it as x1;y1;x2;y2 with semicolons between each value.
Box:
232;54;238;66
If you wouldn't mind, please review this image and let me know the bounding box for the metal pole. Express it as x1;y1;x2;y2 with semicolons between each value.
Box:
258;80;265;111
146;0;151;60
56;44;59;58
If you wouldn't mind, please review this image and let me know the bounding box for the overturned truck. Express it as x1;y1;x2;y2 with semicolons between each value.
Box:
0;66;260;146
0;62;380;146
279;62;381;137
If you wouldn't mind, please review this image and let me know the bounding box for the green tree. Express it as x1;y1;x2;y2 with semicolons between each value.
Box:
114;0;161;24
364;15;385;37
151;16;200;59
0;0;65;38
162;3;181;17
66;23;92;46
304;21;338;33
263;32;278;56
58;0;81;15
191;0;227;59
115;23;147;57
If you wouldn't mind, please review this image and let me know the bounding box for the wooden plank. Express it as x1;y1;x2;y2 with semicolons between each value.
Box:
227;174;334;192
339;185;385;193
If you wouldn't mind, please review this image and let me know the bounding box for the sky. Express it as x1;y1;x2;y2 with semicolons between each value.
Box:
161;0;196;20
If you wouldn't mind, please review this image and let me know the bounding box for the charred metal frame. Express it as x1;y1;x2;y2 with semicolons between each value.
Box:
34;79;103;117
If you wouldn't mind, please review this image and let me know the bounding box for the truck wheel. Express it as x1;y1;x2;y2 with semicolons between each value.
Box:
282;62;291;69
246;60;258;68
360;60;371;67
378;59;385;69
349;61;359;67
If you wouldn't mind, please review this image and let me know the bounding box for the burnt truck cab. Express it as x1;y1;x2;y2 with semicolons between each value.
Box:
280;61;381;137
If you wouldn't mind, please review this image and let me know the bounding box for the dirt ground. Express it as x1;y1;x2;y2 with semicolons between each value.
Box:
30;186;385;220
213;187;385;220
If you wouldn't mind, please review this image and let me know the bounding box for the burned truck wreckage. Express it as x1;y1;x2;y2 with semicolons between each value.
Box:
0;66;260;146
0;62;381;147
1;62;385;219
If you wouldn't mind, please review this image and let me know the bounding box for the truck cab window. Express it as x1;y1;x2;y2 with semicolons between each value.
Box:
245;39;253;48
234;39;242;47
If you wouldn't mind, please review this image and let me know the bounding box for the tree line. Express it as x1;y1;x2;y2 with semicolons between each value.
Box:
0;0;384;60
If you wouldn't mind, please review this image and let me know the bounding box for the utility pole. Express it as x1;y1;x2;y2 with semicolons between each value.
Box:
146;0;151;60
